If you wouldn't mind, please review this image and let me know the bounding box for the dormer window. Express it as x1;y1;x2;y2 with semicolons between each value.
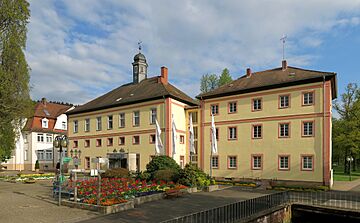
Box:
42;118;49;128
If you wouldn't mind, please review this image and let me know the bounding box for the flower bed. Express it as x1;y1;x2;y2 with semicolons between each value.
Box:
70;178;184;206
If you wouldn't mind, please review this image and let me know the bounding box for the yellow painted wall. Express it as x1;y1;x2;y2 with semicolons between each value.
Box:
170;99;187;165
201;82;327;182
68;99;166;171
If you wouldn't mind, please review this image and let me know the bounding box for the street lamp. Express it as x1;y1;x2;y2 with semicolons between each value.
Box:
347;156;354;181
53;135;68;206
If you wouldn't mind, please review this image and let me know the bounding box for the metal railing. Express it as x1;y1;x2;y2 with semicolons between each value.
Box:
160;192;288;223
289;190;360;211
161;191;360;223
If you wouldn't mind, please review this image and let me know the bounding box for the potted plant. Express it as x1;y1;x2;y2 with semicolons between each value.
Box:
35;160;40;173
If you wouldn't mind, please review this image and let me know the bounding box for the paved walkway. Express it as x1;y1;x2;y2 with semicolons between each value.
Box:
0;180;100;223
78;187;275;223
332;178;360;191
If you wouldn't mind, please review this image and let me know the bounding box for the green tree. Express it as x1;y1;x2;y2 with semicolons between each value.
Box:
0;0;31;161
218;68;232;87
333;83;360;173
200;74;218;93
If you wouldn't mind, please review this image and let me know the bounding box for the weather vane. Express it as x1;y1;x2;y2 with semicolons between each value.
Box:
280;35;287;60
138;41;142;52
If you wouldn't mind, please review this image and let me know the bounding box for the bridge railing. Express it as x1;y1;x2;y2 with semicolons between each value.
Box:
289;190;360;211
160;191;288;223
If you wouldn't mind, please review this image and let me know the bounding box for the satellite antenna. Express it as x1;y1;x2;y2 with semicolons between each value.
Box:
280;35;287;60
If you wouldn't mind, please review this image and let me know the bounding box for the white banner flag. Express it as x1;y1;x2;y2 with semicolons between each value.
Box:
211;114;218;154
189;115;195;154
172;114;177;158
155;119;163;154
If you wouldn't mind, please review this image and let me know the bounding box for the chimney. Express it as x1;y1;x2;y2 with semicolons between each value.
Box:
246;68;251;78
282;60;287;70
41;97;47;106
160;66;168;84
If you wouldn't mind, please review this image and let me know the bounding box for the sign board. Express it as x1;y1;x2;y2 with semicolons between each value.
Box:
63;157;72;163
91;158;109;163
98;158;108;164
90;169;99;176
107;153;127;159
71;169;85;173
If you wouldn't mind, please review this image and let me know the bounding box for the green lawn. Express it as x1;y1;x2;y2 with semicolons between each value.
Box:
333;165;360;181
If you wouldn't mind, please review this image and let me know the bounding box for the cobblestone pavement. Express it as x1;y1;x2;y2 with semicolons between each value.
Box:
0;180;100;223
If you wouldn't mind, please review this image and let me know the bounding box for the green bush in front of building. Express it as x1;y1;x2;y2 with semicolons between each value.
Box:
178;163;213;188
146;155;180;180
101;168;130;178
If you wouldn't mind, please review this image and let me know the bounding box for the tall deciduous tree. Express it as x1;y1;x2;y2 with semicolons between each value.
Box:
200;74;219;93
0;0;31;161
333;83;360;173
218;68;232;87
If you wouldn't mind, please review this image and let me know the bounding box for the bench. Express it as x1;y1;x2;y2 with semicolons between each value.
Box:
165;189;187;199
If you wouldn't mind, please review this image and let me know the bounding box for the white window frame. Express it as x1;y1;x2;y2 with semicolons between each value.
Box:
74;120;78;133
228;127;237;140
253;125;262;139
96;117;101;131
302;156;313;170
42;118;49;128
133;111;140;126
228;156;237;169
303;92;314;105
211;156;219;168
45;150;53;160
107;115;113;130
62;121;67;130
37;133;44;142
279;156;289;170
210;104;219;115
85;118;90;132
119;113;125;128
46;134;52;143
279;123;289;137
253;99;262;111
303;121;314;136
252;156;262;169
280;95;289;108
229;102;237;113
150;108;157;124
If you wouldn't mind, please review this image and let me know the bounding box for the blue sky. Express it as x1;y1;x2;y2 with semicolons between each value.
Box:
26;0;360;104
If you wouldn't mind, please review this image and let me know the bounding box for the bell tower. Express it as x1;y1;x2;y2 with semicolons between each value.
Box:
132;42;148;83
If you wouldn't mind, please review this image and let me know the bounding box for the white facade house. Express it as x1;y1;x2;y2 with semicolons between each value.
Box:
2;98;73;171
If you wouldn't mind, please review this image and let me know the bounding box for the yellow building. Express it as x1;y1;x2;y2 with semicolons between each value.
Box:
67;53;337;187
67;52;198;171
196;61;337;187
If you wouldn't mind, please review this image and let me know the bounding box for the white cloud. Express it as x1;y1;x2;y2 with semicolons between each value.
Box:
26;0;360;104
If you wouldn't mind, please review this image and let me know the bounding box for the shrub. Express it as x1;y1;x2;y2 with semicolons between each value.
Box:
154;169;178;182
178;164;212;188
146;155;180;180
35;160;40;170
133;171;151;181
101;168;129;178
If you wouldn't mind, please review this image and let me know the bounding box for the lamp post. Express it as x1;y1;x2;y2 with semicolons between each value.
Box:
347;156;354;181
53;135;68;206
